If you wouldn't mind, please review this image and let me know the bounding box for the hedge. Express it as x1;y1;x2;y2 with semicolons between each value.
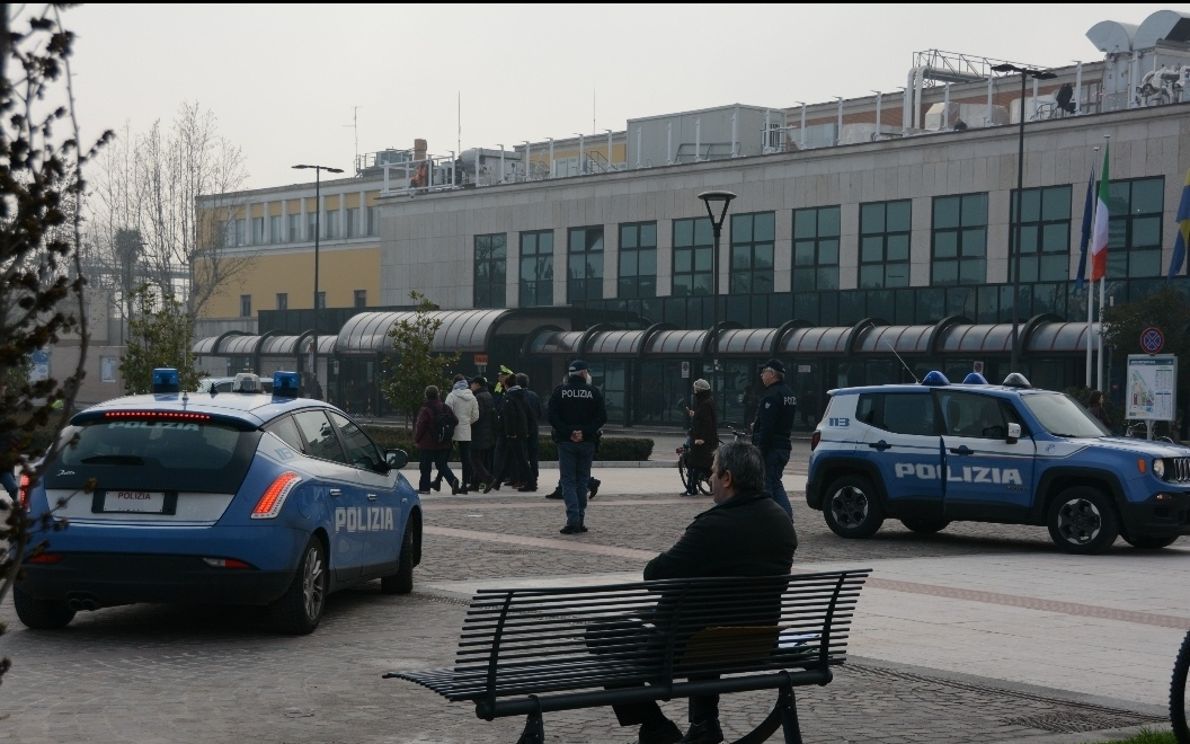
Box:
362;426;654;462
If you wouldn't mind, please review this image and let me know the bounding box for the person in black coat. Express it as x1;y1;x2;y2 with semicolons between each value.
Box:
485;374;531;492
468;376;496;489
516;372;544;491
751;358;797;520
684;378;718;496
599;440;798;744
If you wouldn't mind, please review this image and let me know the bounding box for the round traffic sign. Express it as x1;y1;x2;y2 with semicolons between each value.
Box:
1140;326;1165;354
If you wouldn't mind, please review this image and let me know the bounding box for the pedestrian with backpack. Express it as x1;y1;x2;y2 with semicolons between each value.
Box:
414;385;462;495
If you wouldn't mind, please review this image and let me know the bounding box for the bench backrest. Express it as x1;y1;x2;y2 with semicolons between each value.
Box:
441;569;870;707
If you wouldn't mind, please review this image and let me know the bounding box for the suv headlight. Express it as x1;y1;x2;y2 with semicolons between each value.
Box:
1153;458;1165;478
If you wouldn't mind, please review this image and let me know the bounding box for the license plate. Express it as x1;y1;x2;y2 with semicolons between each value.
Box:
103;491;166;513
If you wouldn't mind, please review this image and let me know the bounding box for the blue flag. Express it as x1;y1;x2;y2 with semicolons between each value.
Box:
1074;169;1094;290
1168;167;1190;279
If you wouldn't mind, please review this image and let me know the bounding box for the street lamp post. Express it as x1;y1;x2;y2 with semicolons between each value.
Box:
991;63;1056;372
698;190;737;412
292;163;344;398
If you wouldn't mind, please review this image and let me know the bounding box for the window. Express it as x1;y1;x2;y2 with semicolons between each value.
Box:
329;411;383;471
366;206;377;236
567;226;604;302
729;212;775;294
307;213;317;241
672;217;712;296
100;356;118;383
324;210;339;239
345;207;358;238
938;391;1018;439
292;410;347;463
287;213;300;242
859;200;911;289
235;219;246;246
1009;185;1072;283
519;230;553;307
222;220;235;247
932;193;987;286
354;289;367;309
1106;177;1164;278
269;215;282;244
792;206;840;292
276;292;288;311
855;392;935;436
239;294;251;317
618;222;657;299
474;233;507;308
264;415;305;452
315;291;326;309
251;216;264;244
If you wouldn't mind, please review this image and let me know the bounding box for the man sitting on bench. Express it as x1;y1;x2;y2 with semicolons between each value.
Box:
610;441;799;744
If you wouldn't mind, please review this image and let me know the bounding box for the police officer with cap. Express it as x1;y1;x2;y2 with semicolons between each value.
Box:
547;359;607;534
752;358;797;520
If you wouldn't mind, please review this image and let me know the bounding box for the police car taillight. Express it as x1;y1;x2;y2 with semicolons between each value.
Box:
27;551;63;564
17;473;30;507
811;430;821;451
251;472;301;519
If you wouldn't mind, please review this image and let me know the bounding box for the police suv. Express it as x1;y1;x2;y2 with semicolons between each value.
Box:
16;369;421;634
807;371;1190;554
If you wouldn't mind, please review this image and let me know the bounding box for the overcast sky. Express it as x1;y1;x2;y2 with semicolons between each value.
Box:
57;3;1186;190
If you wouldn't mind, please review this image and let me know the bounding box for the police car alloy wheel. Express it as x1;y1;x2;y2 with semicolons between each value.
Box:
1046;486;1119;554
823;474;885;538
272;537;328;635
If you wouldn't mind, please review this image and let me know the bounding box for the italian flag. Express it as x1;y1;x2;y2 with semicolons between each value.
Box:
1090;145;1110;281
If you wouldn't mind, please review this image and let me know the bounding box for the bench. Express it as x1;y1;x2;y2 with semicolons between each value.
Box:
386;568;871;744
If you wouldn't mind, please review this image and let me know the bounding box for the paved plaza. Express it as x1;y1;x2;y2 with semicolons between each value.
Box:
0;451;1185;743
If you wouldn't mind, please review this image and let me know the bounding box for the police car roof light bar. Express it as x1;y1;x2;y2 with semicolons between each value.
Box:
921;370;950;386
152;368;180;394
962;372;989;384
273;371;301;399
1002;372;1033;388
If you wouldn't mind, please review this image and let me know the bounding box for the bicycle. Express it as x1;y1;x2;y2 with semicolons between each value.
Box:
1173;628;1190;743
676;425;750;496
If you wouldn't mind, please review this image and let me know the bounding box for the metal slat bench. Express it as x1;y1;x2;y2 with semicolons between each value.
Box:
387;568;871;744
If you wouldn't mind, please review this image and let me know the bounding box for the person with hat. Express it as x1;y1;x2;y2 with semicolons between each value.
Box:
683;378;718;496
547;359;607;534
468;375;496;490
752;359;797;520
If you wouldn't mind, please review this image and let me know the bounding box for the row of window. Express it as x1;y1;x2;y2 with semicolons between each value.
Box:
224;206;379;247
472;178;1165;308
240;290;367;317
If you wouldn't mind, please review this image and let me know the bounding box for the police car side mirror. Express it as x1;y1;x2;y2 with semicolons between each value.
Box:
1006;423;1021;444
386;449;409;469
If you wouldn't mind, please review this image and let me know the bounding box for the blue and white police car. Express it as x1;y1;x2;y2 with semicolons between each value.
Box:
807;371;1190;554
15;369;421;634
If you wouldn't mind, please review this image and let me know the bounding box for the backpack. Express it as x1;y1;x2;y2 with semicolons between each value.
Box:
434;403;459;444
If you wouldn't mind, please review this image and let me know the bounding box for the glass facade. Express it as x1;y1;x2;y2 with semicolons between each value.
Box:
1106;177;1164;278
859;200;911;288
932;193;987;286
618;222;657;299
520;230;554;307
672;217;712;296
729;212;775;294
792;206;840;292
474;233;507;309
1010;185;1072;283
568;226;604;302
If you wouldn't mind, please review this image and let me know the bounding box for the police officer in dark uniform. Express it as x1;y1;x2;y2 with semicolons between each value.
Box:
751;358;797;520
547;359;607;534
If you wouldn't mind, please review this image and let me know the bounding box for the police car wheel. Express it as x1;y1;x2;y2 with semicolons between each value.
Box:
381;525;415;595
13;586;75;630
900;517;951;535
823;474;884;538
1122;533;1178;550
1047;487;1119;554
272;537;328;634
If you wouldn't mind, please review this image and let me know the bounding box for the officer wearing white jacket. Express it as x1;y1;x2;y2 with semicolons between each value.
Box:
442;374;481;494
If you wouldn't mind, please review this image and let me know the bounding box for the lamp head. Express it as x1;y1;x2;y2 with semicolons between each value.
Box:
698;190;737;229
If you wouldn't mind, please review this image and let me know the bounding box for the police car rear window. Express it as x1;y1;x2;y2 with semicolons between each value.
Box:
857;392;935;436
48;420;261;493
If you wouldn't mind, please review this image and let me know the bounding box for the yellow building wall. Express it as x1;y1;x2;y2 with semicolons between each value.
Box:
200;245;381;318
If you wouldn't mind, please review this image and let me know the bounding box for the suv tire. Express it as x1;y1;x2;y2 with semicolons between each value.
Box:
1122;533;1179;550
1046;486;1119;554
900;517;951;534
823;474;885;538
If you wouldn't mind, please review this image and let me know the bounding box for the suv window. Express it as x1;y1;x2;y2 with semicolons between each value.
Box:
293;409;348;464
938;391;1016;439
855;392;935;436
329;411;383;471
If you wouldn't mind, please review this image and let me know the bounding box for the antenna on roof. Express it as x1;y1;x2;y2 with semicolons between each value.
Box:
884;339;919;383
344;105;360;172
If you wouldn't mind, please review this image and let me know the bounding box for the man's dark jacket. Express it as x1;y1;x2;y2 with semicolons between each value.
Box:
645;490;797;580
751;380;797;453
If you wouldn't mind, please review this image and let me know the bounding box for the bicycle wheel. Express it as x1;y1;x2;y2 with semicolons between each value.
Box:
1173;628;1190;743
677;452;695;494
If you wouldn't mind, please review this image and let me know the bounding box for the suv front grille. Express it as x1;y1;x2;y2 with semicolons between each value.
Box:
1163;457;1190;482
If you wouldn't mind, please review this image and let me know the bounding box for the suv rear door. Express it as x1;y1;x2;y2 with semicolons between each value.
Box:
855;390;944;516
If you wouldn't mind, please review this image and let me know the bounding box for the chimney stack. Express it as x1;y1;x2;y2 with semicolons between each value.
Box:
414;138;428;161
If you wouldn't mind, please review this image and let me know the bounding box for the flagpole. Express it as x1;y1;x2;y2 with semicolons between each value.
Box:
1085;177;1096;388
1097;275;1106;392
